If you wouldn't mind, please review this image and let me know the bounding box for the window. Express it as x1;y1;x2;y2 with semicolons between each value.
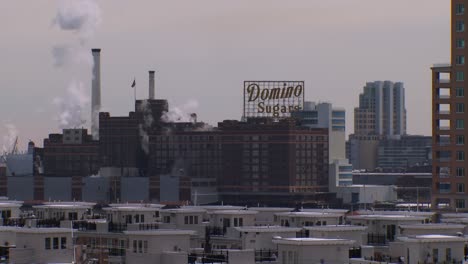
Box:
456;71;465;81
446;248;452;262
457;103;465;113
184;216;189;225
234;218;238;227
457;167;465;177
61;237;67;249
138;240;143;253
457;21;465;32
439;182;451;193
433;248;439;263
456;119;465;129
45;238;51;250
163;216;170;223
133;240;137;253
135;214;140;223
457;135;465;145
457;4;465;15
458;183;465;193
457;55;465;65
239;218;243;226
140;214;144;223
144;241;148;253
53;237;59;249
194;216;198;224
457;39;465;48
456;199;466;209
456;87;465;97
457;151;465;161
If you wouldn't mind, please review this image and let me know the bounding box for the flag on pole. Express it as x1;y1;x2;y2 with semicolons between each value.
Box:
131;79;136;88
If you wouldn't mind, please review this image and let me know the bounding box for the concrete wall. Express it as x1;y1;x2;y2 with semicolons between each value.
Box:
227;249;255;264
278;244;350;264
44;177;72;201
10;231;73;264
121;177;149;202
126;234;191;264
82;177;109;202
7;176;34;201
390;240;464;264
241;231;297;250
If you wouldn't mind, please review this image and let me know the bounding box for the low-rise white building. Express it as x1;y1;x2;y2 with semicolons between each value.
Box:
103;203;164;224
304;225;368;246
248;207;293;226
389;235;467;264
399;223;465;236
9;227;74;264
235;226;301;250
33;201;95;221
347;213;433;245
276;211;345;227
124;229;195;264
273;237;355;264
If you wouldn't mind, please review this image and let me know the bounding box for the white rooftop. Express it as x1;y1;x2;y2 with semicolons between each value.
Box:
34;201;95;210
124;229;196;236
303;225;368;232
235;226;302;233
273;237;355;246
208;210;258;215
397;235;467;243
275;211;343;218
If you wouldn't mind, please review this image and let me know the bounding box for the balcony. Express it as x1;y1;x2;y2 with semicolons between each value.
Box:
436;110;451;115
439;79;451;84
437;126;451;131
437;94;451;99
367;233;387;245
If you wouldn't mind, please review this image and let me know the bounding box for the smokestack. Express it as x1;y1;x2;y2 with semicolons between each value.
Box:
149;70;155;99
91;49;101;140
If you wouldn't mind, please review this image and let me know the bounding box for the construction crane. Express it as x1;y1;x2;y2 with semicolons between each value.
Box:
10;136;19;155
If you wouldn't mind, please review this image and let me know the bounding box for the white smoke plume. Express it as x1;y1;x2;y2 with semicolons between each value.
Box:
53;81;90;129
161;99;199;123
52;0;101;130
2;124;18;154
53;0;102;40
138;100;153;154
52;44;92;68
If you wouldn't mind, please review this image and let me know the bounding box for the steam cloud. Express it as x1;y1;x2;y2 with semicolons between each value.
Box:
51;0;101;130
1;124;18;154
138;100;153;154
161;99;199;123
53;0;101;39
53;81;90;128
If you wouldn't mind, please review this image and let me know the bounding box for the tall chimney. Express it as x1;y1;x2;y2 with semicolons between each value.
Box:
91;49;101;140
149;70;155;99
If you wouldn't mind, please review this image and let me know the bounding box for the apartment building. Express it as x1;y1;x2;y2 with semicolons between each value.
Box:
432;0;468;211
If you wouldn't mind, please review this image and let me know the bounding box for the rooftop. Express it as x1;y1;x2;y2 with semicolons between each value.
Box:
234;226;302;233
303;225;368;232
273;237;355;246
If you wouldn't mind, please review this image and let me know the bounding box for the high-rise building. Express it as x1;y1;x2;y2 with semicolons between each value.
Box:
354;81;406;137
349;81;407;170
431;0;468;211
291;102;352;188
292;102;346;161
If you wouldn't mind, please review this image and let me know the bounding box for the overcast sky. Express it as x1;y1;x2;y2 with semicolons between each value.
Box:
0;0;450;149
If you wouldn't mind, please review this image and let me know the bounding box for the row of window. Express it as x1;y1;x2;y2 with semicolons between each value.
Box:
439;182;465;193
438;166;465;177
45;237;67;250
184;215;199;225
132;240;148;254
